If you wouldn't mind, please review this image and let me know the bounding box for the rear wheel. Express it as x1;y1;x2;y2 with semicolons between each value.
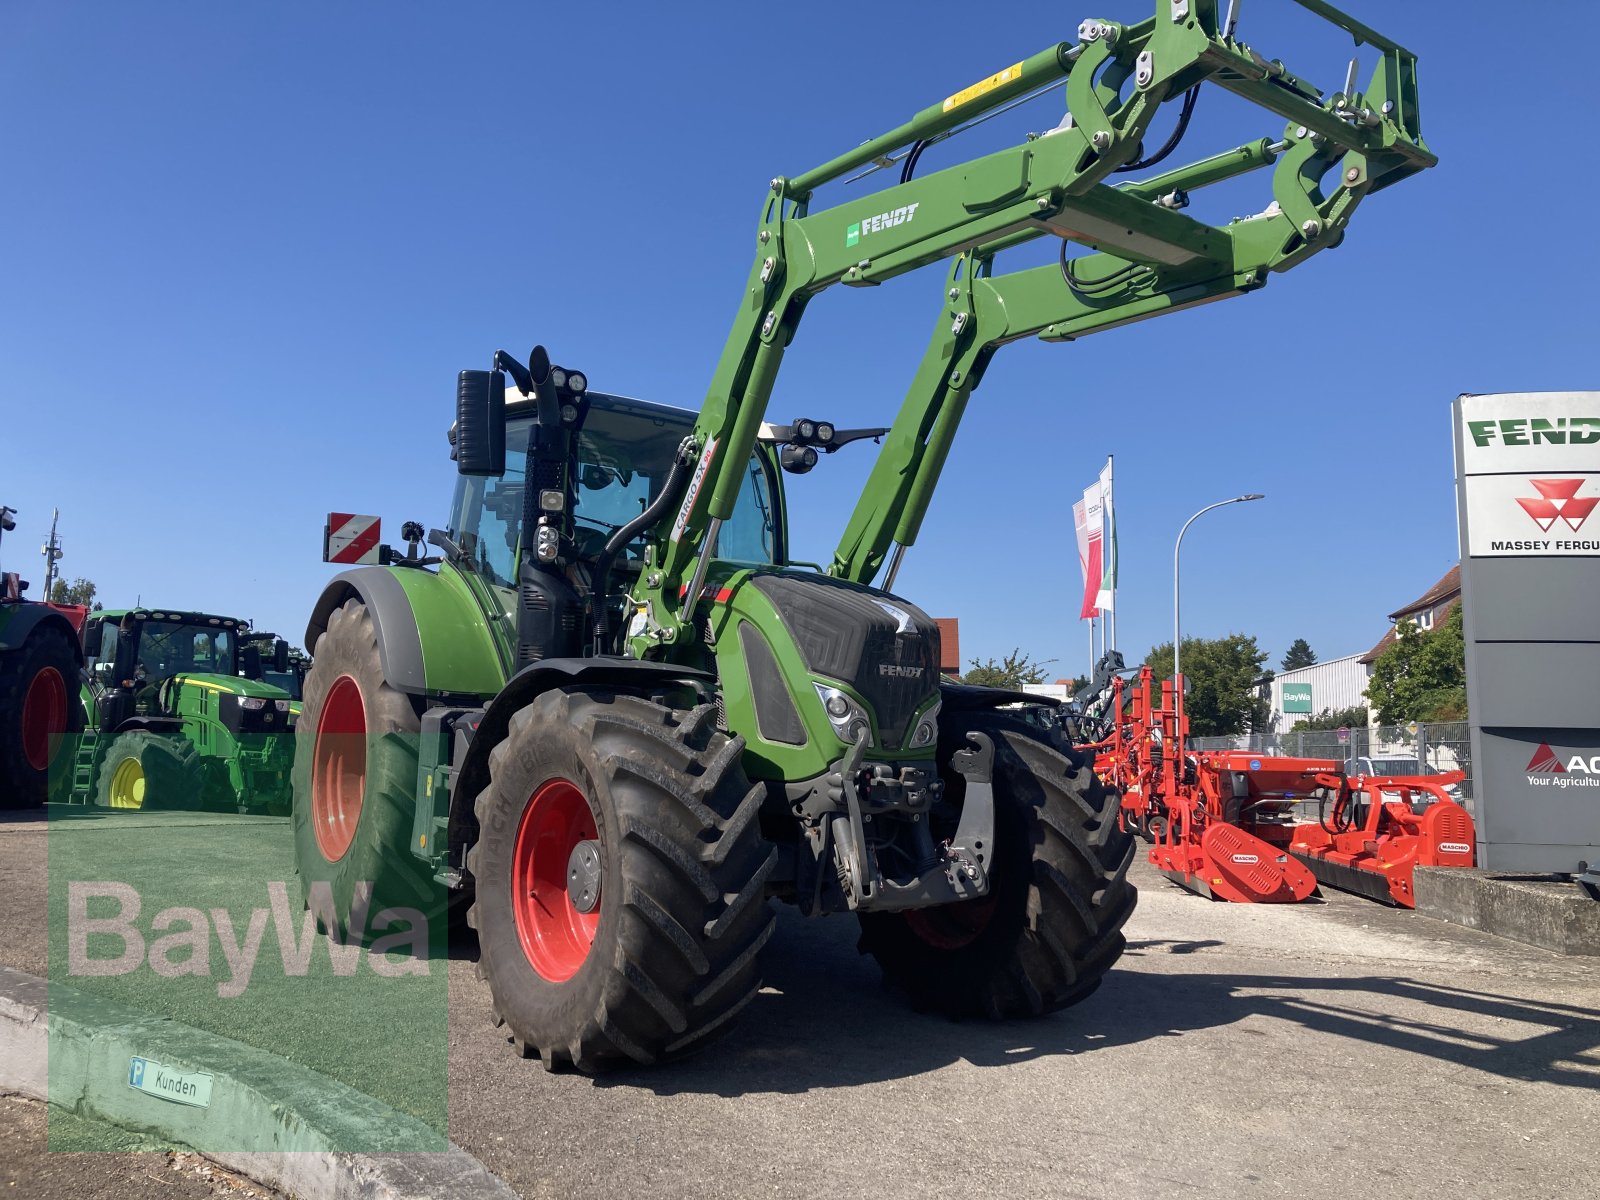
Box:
858;708;1136;1018
0;625;83;810
467;689;776;1072
94;732;203;811
292;599;434;943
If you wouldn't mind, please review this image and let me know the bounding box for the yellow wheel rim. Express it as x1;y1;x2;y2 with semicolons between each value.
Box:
110;758;146;810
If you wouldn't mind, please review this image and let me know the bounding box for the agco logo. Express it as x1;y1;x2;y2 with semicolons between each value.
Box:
1525;743;1600;790
1516;479;1597;534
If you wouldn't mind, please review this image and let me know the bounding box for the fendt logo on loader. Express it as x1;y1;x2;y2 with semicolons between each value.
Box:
846;202;920;248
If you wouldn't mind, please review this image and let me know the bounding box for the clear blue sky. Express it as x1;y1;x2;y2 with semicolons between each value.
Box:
2;2;1594;674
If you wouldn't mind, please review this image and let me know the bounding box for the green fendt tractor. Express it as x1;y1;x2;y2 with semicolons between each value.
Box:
0;505;85;809
70;609;295;812
294;0;1433;1070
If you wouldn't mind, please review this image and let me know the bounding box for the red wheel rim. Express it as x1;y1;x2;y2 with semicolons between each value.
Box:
512;779;600;983
312;675;366;862
903;894;1000;951
21;666;67;773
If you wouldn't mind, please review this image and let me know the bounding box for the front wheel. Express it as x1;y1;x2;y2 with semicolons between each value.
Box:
94;732;203;811
292;598;434;943
858;709;1137;1018
467;689;776;1073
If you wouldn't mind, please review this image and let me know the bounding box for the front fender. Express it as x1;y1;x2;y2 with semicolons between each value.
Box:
448;657;714;850
304;567;504;698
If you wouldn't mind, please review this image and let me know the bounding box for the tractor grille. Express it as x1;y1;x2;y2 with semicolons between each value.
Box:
750;573;938;749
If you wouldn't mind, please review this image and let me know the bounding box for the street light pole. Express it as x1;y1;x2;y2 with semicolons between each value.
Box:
1173;494;1265;680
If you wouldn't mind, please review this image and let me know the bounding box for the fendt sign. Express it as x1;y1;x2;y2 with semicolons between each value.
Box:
1454;392;1600;872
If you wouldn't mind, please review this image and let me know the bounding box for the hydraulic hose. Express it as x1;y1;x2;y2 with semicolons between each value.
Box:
589;440;695;655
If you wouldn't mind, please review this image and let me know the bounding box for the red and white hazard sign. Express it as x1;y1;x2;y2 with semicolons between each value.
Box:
324;513;382;565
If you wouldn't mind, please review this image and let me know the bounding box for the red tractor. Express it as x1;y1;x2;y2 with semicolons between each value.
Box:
0;506;87;809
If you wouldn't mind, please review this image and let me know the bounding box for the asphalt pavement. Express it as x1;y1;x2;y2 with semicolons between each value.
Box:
4;806;1597;1198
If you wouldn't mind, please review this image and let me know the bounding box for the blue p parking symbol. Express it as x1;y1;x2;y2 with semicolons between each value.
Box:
129;1058;146;1088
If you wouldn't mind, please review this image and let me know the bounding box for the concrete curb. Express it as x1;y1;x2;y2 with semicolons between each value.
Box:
0;964;517;1200
1415;867;1600;956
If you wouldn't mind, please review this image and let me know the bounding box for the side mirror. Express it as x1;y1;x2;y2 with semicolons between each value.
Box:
274;638;290;674
456;370;507;476
241;645;263;679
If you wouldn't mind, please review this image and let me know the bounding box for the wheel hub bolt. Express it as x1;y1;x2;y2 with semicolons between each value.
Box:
567;839;603;914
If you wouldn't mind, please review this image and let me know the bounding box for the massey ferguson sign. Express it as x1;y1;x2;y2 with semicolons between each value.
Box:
1464;473;1600;555
1454;392;1600;872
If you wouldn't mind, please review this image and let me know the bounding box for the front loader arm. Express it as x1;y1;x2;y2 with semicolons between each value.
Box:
636;0;1432;648
830;38;1432;587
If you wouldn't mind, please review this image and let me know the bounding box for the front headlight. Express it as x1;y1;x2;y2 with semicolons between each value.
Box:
274;700;290;713
240;697;267;711
813;683;872;747
907;699;941;750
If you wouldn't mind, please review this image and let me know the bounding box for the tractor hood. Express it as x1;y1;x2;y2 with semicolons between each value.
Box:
168;673;293;736
709;567;941;781
169;673;288;700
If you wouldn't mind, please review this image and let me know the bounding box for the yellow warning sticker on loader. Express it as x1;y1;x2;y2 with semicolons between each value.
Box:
943;62;1024;113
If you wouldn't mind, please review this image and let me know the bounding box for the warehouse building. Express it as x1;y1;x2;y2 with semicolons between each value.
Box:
1268;653;1369;734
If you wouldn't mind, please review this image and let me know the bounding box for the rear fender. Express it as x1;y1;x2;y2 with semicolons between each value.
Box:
0;604;86;664
304;567;504;698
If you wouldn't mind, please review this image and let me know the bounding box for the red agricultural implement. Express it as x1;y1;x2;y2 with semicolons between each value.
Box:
1085;663;1475;907
1288;769;1474;907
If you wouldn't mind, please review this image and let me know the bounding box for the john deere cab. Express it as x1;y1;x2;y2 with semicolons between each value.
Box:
71;609;295;812
295;0;1433;1071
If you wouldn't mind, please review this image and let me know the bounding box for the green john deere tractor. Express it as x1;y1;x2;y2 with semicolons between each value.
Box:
70;609;295;813
294;0;1434;1070
0;505;86;809
241;631;310;727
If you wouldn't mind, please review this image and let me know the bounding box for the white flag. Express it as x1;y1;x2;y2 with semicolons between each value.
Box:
1096;458;1115;613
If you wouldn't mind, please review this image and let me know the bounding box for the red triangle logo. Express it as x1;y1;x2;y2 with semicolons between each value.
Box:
1526;743;1566;774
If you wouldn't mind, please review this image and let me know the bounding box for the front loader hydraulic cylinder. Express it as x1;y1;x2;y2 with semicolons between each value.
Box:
789;43;1080;198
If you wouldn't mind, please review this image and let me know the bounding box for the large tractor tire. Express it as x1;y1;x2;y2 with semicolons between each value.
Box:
95;732;203;811
0;626;83;810
292;598;435;944
858;708;1136;1018
467;689;776;1073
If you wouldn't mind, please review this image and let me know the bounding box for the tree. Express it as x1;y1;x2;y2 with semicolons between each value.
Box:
1365;605;1466;724
962;649;1054;689
1289;704;1368;733
1144;633;1270;738
1280;638;1317;671
48;576;98;608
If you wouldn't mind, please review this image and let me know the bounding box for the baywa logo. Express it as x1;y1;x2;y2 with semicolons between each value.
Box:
1525;742;1600;789
1516;479;1597;534
846;202;920;248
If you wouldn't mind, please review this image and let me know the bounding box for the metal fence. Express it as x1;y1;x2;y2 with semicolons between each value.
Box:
1190;721;1474;800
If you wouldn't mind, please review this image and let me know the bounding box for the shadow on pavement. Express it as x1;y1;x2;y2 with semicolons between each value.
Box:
572;913;1600;1098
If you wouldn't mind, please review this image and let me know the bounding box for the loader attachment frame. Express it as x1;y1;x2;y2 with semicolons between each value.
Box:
635;0;1433;645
